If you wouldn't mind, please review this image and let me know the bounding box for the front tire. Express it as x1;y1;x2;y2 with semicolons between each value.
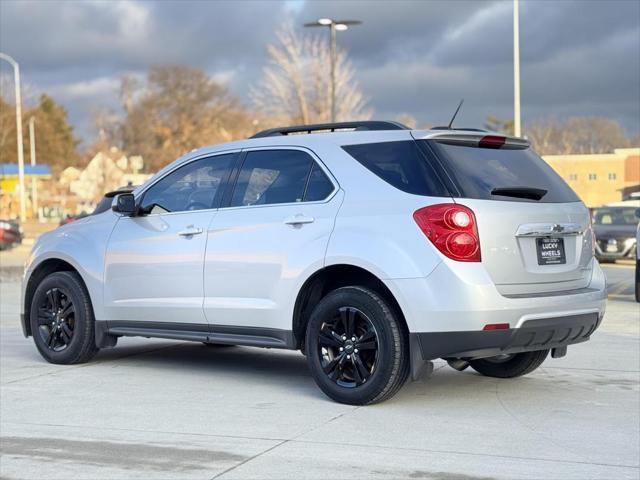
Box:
469;349;549;378
30;271;99;364
305;286;409;405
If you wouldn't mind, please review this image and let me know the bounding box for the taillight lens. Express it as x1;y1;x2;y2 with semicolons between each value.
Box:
413;204;481;262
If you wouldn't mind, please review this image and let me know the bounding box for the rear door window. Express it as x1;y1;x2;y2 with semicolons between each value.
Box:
424;141;580;203
342;141;449;197
230;150;314;207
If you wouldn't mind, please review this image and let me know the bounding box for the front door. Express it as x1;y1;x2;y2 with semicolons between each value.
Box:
103;152;237;325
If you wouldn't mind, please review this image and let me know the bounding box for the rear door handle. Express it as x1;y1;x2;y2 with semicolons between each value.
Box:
178;226;204;237
284;214;315;226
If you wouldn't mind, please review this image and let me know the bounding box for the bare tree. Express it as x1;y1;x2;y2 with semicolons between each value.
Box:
526;117;632;155
396;113;417;129
485;115;514;135
251;24;372;125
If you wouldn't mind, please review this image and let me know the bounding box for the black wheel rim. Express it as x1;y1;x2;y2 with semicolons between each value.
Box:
317;306;379;388
36;287;75;352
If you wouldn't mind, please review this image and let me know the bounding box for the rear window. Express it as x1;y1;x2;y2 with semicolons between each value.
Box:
342;141;449;197
425;141;580;203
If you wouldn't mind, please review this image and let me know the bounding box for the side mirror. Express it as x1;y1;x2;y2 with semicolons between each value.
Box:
112;193;137;216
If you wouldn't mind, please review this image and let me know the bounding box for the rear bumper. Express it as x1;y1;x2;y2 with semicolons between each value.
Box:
412;312;602;360
386;259;607;333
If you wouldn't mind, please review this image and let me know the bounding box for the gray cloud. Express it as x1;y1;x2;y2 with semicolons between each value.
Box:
0;0;638;145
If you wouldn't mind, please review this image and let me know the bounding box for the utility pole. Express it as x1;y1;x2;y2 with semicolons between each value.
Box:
29;117;38;217
513;0;522;137
330;22;337;123
0;52;26;221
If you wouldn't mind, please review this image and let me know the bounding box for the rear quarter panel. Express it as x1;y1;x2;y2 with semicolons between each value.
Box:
318;143;444;280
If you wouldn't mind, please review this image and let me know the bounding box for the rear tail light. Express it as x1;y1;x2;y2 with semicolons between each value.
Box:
413;203;481;262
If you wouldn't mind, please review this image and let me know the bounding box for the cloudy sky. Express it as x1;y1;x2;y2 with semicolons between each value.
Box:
1;0;639;145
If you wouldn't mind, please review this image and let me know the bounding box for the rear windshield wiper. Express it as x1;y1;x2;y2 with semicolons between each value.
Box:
490;187;548;201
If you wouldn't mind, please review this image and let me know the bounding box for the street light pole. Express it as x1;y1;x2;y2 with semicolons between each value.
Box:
513;0;522;137
304;18;362;123
29;116;38;218
0;52;27;221
329;22;337;123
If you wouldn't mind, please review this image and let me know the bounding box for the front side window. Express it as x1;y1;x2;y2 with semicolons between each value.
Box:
231;150;327;207
140;153;236;214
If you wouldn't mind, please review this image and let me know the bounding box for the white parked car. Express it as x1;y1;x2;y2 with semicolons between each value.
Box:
21;121;607;405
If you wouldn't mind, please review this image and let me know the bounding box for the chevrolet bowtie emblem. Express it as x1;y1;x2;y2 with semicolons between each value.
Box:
551;224;565;233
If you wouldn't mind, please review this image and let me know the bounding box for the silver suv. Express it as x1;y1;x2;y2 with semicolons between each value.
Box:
21;121;607;405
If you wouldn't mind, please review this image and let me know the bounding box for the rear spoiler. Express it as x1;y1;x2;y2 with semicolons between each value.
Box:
420;132;530;150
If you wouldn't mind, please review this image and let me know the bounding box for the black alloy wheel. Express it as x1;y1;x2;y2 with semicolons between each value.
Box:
30;271;99;364
305;286;409;405
36;287;76;352
317;306;379;388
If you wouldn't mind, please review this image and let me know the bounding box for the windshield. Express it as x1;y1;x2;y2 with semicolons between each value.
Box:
592;207;638;226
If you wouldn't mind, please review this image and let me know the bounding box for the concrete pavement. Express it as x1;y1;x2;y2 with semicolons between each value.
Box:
0;264;638;479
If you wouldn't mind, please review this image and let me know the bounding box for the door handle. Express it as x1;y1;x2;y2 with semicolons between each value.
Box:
284;214;315;226
177;227;204;237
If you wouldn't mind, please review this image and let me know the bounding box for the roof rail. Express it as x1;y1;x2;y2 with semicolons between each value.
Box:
250;121;409;139
430;126;488;132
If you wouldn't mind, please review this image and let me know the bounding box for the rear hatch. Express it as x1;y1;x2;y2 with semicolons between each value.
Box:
414;132;593;296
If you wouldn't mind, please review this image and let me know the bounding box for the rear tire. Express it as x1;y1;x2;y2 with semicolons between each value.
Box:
305;286;409;405
30;271;99;364
469;349;549;378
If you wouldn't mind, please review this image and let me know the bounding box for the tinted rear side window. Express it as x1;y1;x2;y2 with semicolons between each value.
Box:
342;141;449;197
304;163;334;201
425;141;580;203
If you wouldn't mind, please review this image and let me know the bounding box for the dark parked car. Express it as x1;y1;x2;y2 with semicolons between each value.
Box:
0;219;22;250
92;186;137;215
59;213;89;226
58;186;138;227
592;206;639;263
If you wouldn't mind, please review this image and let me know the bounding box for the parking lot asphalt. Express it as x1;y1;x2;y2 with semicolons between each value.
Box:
0;263;638;480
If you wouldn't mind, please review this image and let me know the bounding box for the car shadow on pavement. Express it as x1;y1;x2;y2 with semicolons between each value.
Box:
88;339;323;398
